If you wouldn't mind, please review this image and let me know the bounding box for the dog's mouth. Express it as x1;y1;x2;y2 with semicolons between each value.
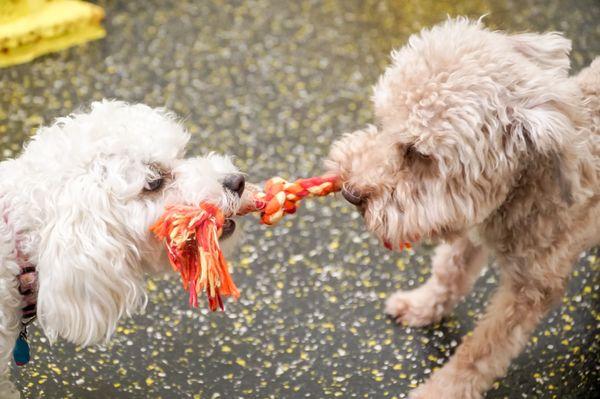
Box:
218;182;259;241
220;218;236;240
366;213;424;251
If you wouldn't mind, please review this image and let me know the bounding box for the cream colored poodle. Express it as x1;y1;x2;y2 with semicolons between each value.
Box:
327;18;599;398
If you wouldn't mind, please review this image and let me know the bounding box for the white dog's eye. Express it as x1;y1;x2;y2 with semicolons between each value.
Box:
144;177;164;192
144;164;166;192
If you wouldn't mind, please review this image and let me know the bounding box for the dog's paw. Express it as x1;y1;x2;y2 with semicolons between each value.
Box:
385;287;445;327
0;380;21;399
3;390;20;399
408;382;444;399
408;380;482;399
408;369;483;399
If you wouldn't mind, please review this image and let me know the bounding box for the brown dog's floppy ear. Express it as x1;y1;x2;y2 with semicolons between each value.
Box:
551;152;574;206
505;31;581;157
510;32;571;77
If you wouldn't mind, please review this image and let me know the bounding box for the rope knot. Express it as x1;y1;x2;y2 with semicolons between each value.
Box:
252;175;341;225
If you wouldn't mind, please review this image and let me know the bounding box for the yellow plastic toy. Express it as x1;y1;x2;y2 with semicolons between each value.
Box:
0;0;105;68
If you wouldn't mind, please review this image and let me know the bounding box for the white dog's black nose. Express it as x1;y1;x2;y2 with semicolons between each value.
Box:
222;174;245;197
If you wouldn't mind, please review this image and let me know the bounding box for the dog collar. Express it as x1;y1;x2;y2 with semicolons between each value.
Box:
9;217;37;366
2;199;37;366
14;253;37;366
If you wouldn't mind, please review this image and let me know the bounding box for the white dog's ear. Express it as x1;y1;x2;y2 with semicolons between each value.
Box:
36;166;146;346
510;32;571;77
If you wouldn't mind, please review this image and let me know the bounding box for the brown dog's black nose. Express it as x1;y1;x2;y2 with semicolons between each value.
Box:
342;187;366;206
222;174;245;197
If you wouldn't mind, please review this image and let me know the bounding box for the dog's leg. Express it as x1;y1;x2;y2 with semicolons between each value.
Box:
0;366;20;399
408;263;566;399
385;236;487;326
0;280;23;399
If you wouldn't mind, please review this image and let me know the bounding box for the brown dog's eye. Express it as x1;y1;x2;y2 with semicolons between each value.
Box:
402;143;437;178
405;144;430;162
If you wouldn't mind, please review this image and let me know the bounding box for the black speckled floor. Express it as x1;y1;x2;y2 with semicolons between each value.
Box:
1;1;599;398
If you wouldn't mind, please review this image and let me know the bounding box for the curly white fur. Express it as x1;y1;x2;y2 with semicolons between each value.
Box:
0;100;246;397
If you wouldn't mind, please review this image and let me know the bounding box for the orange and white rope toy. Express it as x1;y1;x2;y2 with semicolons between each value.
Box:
246;174;341;225
150;174;340;310
150;174;409;310
150;203;239;311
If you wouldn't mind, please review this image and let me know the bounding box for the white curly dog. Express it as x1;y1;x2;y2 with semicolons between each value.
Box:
0;100;249;397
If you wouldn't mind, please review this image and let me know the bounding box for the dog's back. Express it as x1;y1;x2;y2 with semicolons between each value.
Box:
576;57;600;156
575;57;600;242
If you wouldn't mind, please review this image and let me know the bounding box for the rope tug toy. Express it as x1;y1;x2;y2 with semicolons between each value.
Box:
151;203;238;311
151;174;340;310
250;174;341;225
151;174;409;310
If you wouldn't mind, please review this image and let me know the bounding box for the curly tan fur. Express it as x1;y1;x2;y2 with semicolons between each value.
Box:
326;18;599;398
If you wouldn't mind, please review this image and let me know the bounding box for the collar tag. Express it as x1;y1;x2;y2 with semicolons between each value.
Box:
13;328;31;366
